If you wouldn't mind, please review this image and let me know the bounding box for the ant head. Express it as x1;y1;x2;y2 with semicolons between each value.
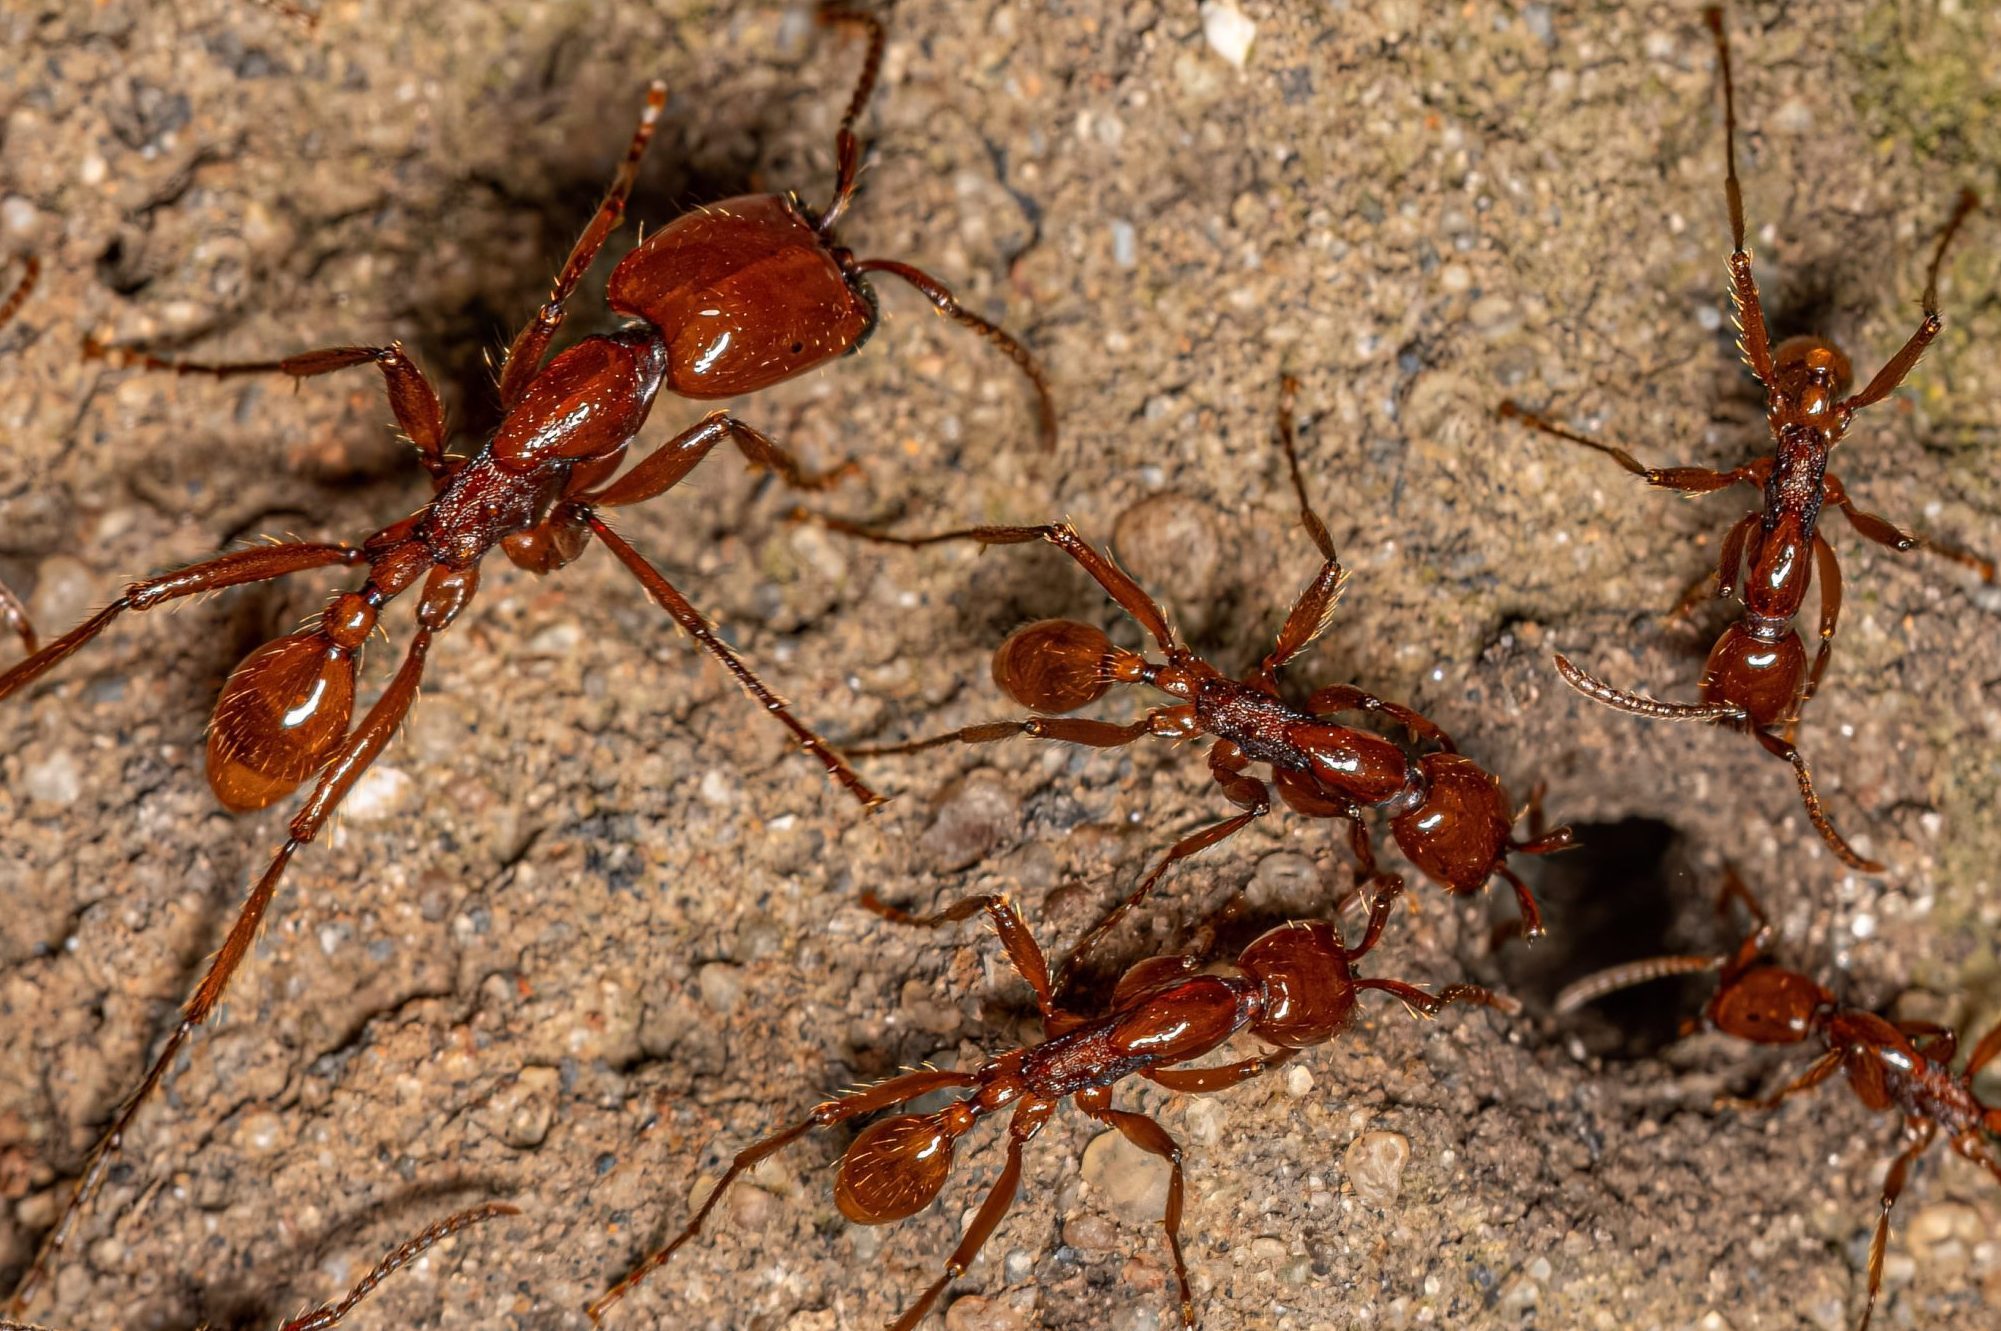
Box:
1239;921;1357;1049
1770;336;1853;421
1708;965;1829;1044
992;619;1120;712
834;1107;966;1224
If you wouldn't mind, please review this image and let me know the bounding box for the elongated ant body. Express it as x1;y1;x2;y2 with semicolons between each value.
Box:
1502;7;1991;873
1558;871;2001;1331
0;1202;515;1331
2;5;1052;1314
589;881;1513;1329
805;378;1570;988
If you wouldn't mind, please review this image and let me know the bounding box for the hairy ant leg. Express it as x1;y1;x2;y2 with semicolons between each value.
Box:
499;82;667;406
10;584;456;1312
1495;402;1760;496
1840;189;1977;415
1859;1120;1937;1331
860;890;1055;1018
1078;1093;1196;1325
889;1103;1048;1331
1055;741;1271;994
1824;472;1995;584
584;516;880;808
1704;6;1774;385
0;543;364;703
586;1065;983;1325
1306;684;1458;753
1355;977;1521;1019
847;706;1197;758
813;5;886;232
1745;729;1880;871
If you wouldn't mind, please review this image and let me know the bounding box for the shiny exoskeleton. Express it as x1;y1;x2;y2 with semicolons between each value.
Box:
809;378;1571;989
2;6;1053;1315
588;883;1513;1329
1558;870;2001;1331
1502;7;1990;873
0;1202;515;1331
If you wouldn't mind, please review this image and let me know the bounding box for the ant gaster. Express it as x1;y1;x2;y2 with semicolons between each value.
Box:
806;377;1571;990
2;5;1051;1313
1502;7;1990;873
1558;869;2001;1331
588;881;1514;1329
0;1201;516;1331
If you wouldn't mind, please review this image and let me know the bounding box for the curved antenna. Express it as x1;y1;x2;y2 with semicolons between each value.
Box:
850;258;1058;450
1553;654;1748;722
1555;954;1722;1015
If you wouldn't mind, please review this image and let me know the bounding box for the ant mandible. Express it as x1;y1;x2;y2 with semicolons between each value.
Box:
1558;868;2001;1331
1501;6;1991;873
588;879;1514;1329
2;4;1051;1313
803;376;1571;992
0;1201;516;1331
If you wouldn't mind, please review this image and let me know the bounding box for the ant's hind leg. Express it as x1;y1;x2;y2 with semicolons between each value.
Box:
1716;1048;1841;1113
1859;1121;1937;1331
860;891;1056;1019
1749;729;1883;873
887;1109;1043;1331
1081;1094;1197;1327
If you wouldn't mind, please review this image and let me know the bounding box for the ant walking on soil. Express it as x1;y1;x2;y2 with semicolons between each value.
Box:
588;881;1514;1329
2;4;1050;1313
803;376;1570;989
1558;869;2001;1331
1501;7;1990;873
0;1202;516;1331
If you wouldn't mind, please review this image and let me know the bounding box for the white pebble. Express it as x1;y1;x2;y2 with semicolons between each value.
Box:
1344;1129;1411;1206
1199;1;1256;69
23;750;82;807
1284;1063;1313;1098
342;765;411;822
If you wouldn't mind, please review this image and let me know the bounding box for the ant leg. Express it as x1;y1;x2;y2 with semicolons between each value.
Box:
497;81;667;407
588;1067;983;1324
0;577;36;658
587;412;856;516
1703;7;1774;385
1712;863;1776;983
860;891;1055;1020
1788;534;1843;737
8;622;440;1316
889;1105;1047;1331
1666;510;1759;629
1355;977;1522;1019
1748;729;1883;873
1079;1095;1196;1327
1950;1134;2001;1189
1145;1047;1299;1095
1892;1021;1957;1063
1055;746;1270;994
846;259;1057;450
1554;953;1723;1015
1306;684;1458;752
1255;374;1349;681
86;339;453;481
1497;402;1756;495
0;253;39;330
846;704;1195;759
811;4;886;234
1965;1014;2001;1079
280;1202;520;1331
1840;189;1978;416
583;515;880;809
1343;873;1409;961
0;542;363;704
1552;653;1749;722
1859;1120;1937;1331
1717;1048;1842;1112
1825;474;1996;584
796;514;1175;650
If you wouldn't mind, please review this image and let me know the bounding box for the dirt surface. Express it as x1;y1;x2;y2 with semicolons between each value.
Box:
2;2;1999;1329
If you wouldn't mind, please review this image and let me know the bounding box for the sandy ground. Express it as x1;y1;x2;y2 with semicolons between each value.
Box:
2;2;1999;1328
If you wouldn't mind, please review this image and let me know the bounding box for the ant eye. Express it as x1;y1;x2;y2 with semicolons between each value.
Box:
790;341;804;354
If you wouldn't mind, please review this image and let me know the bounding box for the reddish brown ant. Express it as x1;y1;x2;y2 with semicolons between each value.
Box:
588;881;1515;1329
1558;869;2001;1331
801;377;1571;988
0;1201;516;1331
1501;7;1991;873
2;4;1051;1313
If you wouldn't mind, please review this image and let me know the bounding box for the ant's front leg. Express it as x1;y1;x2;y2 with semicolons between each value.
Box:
1497;401;1759;496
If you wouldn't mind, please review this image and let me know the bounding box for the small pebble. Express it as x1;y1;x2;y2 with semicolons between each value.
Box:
922;775;1018;871
944;1294;1030;1331
22;750;82;807
1344;1129;1410;1206
342;764;411;821
1284;1064;1313;1098
1081;1128;1171;1222
697;961;744;1013
1199;0;1256;68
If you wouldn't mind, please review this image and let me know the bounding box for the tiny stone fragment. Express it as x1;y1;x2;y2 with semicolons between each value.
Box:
1344;1129;1411;1206
1199;1;1256;68
1082;1127;1171;1222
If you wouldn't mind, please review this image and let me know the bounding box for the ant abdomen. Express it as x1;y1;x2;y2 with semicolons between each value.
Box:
835;1111;959;1224
206;630;359;812
991;619;1118;712
1239;921;1357;1047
